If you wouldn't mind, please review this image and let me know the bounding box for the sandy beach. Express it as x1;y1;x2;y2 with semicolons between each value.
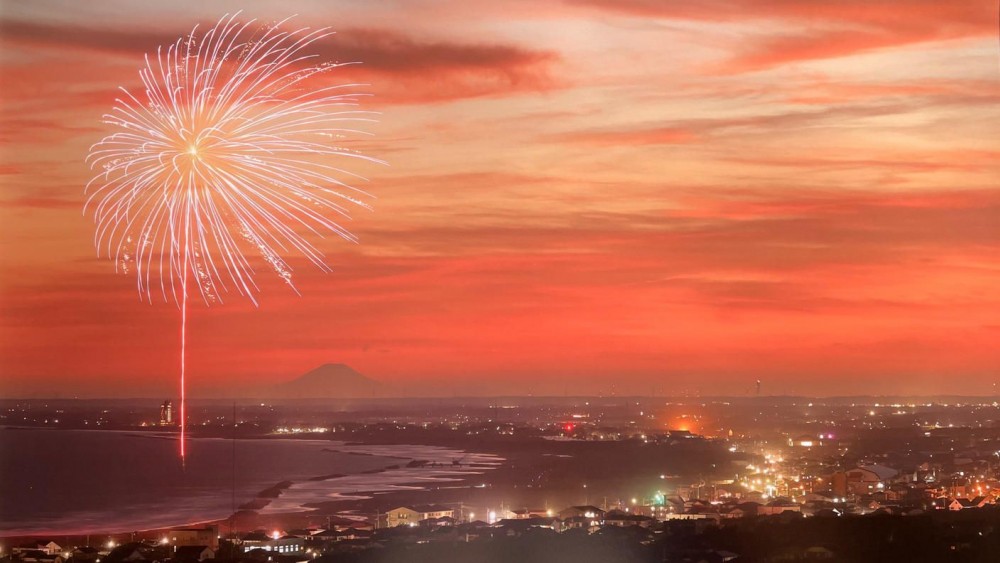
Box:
0;429;503;540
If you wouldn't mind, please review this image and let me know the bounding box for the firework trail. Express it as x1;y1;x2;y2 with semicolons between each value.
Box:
86;13;382;461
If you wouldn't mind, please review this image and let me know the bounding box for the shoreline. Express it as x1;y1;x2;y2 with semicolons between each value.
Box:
1;436;503;540
249;444;503;516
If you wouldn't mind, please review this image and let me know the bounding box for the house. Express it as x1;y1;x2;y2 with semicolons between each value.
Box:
721;502;760;518
946;496;991;510
385;505;455;528
932;498;957;511
455;521;492;541
603;510;656;528
102;543;166;563
493;517;559;536
557;505;605;521
560;515;600;531
760;499;801;515
965;496;990;508
14;542;62;557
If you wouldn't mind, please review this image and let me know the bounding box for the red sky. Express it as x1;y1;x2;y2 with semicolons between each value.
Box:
0;1;997;397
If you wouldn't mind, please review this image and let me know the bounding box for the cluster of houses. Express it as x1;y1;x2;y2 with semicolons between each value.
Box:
231;504;658;556
7;459;1000;563
6;538;214;563
0;505;722;563
713;456;1000;519
5;527;226;563
7;471;1000;561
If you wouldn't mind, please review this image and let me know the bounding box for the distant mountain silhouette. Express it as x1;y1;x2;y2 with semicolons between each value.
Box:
274;363;380;398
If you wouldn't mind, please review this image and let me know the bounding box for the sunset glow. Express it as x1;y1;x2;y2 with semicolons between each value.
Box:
0;1;997;397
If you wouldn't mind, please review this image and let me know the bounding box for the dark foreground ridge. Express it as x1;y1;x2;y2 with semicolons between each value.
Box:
11;509;1000;563
314;508;1000;562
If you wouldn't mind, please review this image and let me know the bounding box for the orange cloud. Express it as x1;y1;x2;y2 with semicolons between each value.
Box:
0;19;558;106
549;126;698;146
568;0;994;70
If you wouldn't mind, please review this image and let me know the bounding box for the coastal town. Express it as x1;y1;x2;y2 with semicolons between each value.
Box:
7;397;1000;561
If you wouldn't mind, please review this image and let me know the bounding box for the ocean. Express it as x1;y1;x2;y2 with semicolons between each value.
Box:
0;428;499;536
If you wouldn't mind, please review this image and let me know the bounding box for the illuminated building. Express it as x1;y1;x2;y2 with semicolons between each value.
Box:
557;505;605;524
385;505;455;527
160;400;173;426
788;434;821;448
241;533;304;554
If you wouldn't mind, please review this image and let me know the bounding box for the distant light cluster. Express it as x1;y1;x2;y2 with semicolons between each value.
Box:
275;426;330;434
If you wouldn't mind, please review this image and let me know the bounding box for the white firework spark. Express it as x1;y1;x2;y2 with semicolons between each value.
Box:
84;13;382;461
86;13;382;307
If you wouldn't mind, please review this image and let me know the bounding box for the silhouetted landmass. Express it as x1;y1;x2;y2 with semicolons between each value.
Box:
273;363;380;398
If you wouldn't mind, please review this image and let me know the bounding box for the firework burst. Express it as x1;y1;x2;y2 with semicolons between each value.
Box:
85;13;382;460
